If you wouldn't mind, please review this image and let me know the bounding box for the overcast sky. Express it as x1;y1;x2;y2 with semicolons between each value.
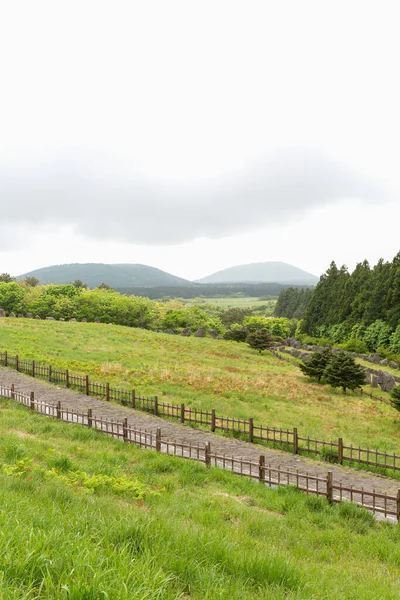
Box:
1;0;399;281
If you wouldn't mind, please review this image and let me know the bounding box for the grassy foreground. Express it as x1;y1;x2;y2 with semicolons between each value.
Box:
0;318;399;453
1;398;400;599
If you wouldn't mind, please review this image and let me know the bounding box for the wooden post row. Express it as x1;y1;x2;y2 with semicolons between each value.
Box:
156;428;161;452
85;375;89;396
327;471;333;503
338;438;344;465
249;418;254;443
4;350;7;367
123;417;128;442
11;383;15;399
293;427;298;454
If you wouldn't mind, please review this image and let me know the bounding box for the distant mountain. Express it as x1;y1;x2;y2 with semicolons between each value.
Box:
17;263;191;289
198;262;318;285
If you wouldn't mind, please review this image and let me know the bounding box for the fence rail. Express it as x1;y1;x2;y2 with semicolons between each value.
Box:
1;383;399;521
1;350;399;476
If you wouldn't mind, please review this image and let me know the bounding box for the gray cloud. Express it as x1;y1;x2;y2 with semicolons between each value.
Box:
0;148;391;247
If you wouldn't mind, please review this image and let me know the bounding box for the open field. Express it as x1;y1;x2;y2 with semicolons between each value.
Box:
0;318;399;454
183;295;277;310
1;398;400;599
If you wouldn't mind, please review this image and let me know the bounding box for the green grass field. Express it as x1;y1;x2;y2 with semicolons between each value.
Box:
0;319;399;454
1;398;400;599
183;296;277;310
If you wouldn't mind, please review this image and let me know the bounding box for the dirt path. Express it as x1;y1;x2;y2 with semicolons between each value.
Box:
1;365;399;502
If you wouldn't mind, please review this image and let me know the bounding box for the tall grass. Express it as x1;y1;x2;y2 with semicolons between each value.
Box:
0;399;400;599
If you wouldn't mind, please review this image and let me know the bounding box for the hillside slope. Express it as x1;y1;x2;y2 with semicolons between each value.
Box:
198;261;318;284
17;263;191;288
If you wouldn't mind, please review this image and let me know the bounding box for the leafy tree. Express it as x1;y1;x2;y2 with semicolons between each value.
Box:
73;280;87;289
0;282;27;313
243;316;291;337
0;273;14;283
323;351;366;393
246;329;275;354
390;385;400;412
98;282;111;290
224;324;248;342
22;277;40;287
363;320;392;352
389;325;400;354
299;348;332;383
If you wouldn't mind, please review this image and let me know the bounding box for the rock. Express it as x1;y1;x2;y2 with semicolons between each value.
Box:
35;315;41;319
194;327;206;338
164;329;175;334
46;316;55;320
380;359;388;366
369;353;381;364
389;361;398;369
94;319;100;323
9;312;16;318
379;372;396;392
25;313;33;319
364;371;371;385
59;318;65;321
81;318;87;322
371;375;379;387
209;329;219;339
181;327;191;336
70;318;77;322
0;308;5;317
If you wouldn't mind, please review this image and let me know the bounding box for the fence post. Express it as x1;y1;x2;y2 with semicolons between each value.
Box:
11;383;15;399
30;391;35;411
338;438;344;464
327;471;333;503
259;455;265;482
154;395;158;416
49;365;52;382
211;409;216;432
32;360;35;378
180;403;185;423
205;441;211;467
106;382;110;402
85;375;89;396
123;417;128;442
57;401;61;420
293;427;299;454
397;490;400;523
4;350;7;367
66;369;69;388
249;418;254;443
156;428;161;452
16;355;19;372
132;389;136;409
87;408;92;428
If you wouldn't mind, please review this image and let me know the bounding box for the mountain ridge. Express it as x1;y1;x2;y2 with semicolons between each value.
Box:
198;261;318;285
17;263;191;289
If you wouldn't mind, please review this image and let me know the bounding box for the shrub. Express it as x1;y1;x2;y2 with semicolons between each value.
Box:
323;351;366;393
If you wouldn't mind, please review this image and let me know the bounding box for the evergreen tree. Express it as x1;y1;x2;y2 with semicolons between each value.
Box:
323;351;366;393
246;329;275;354
390;385;400;412
299;348;332;382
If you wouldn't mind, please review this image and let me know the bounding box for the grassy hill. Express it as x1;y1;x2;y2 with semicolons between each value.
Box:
0;319;397;452
17;263;191;288
1;398;399;599
198;262;318;285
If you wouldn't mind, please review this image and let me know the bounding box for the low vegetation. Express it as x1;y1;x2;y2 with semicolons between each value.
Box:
1;399;400;599
0;319;398;453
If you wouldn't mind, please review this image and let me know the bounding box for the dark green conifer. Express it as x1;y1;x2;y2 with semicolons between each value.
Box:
299;348;332;382
246;329;275;354
323;351;366;393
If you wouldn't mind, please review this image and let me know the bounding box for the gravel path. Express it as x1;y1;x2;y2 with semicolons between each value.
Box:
1;365;399;499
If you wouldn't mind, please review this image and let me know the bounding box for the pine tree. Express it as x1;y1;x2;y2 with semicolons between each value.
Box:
323;351;366;393
299;348;332;382
390;385;400;412
246;330;275;354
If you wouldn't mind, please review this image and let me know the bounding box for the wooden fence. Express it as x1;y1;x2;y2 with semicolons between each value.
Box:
1;383;399;522
1;350;400;475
